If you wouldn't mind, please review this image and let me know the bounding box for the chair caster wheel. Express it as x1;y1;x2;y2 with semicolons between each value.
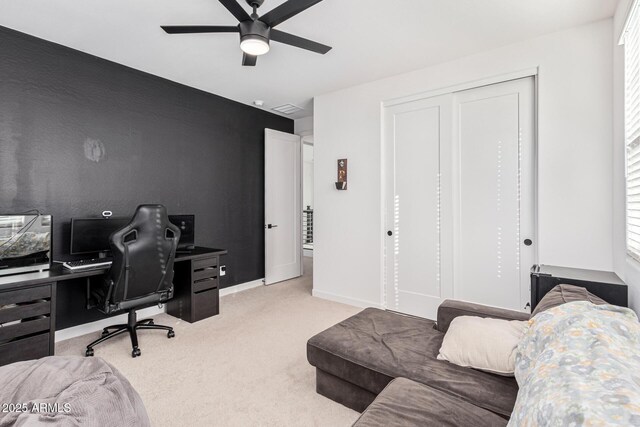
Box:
132;348;141;358
167;330;175;338
85;348;94;357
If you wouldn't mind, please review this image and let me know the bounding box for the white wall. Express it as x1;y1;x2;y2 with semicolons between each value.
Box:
296;117;315;210
303;142;314;209
313;19;615;308
297;116;315;256
614;0;640;314
296;116;315;209
295;116;313;136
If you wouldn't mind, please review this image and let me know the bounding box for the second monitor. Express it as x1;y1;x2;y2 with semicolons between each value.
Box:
168;215;195;252
70;217;130;256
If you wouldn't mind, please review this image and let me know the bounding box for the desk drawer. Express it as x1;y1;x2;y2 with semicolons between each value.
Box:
193;276;218;293
193;266;218;282
0;300;50;325
0;285;51;306
193;256;217;271
192;288;219;322
0;317;50;343
0;333;50;366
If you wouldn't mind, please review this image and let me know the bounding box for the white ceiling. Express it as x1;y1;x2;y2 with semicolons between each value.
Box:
1;0;618;119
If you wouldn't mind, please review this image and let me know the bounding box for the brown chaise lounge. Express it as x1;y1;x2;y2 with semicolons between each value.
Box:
307;300;530;425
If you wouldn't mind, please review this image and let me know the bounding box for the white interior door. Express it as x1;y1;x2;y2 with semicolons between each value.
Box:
453;77;536;311
384;95;454;319
265;129;302;285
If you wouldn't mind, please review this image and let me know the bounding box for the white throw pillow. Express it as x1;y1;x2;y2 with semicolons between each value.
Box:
437;316;529;376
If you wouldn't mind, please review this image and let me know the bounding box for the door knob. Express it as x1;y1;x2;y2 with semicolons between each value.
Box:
523;239;532;246
266;224;278;229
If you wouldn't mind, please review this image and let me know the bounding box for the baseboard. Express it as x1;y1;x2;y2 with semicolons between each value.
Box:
55;305;166;343
311;289;383;309
56;279;265;343
220;278;264;296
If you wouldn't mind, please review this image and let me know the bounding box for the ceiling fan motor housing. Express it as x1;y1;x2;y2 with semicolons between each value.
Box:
245;0;265;7
239;20;270;46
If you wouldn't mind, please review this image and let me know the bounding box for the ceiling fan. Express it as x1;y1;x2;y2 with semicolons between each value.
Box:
161;0;331;66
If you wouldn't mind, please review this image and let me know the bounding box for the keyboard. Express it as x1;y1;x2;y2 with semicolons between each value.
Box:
62;258;112;271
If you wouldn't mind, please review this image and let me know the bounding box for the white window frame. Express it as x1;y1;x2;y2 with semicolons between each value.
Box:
623;0;640;262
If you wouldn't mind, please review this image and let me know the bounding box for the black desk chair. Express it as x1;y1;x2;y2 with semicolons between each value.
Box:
85;204;181;358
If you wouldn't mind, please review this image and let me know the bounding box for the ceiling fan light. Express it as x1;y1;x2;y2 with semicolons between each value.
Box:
240;35;270;56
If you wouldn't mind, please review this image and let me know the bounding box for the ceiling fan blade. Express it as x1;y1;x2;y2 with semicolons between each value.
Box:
161;25;239;34
260;0;324;27
242;53;257;66
218;0;251;22
270;29;331;54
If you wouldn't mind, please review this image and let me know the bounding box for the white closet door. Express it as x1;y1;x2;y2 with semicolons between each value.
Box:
383;95;453;319
453;77;535;311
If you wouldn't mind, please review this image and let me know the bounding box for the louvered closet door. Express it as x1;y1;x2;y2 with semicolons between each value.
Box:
384;95;454;319
453;77;535;311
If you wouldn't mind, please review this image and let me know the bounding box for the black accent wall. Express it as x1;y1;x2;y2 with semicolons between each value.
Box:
0;26;293;329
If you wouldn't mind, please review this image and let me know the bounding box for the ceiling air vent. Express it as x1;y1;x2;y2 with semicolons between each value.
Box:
271;104;304;115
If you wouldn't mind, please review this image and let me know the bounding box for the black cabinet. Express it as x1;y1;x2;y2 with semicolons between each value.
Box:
167;254;220;323
530;264;627;311
0;283;56;366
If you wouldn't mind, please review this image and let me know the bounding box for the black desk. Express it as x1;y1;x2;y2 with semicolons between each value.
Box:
0;247;226;366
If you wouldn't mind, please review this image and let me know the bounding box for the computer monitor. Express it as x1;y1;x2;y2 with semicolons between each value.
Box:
70;217;130;255
168;215;195;251
0;214;52;276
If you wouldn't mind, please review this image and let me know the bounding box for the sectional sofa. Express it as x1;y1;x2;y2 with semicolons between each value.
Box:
307;284;634;426
307;300;529;425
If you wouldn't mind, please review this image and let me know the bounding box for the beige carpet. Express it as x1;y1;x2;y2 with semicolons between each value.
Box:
56;258;361;427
